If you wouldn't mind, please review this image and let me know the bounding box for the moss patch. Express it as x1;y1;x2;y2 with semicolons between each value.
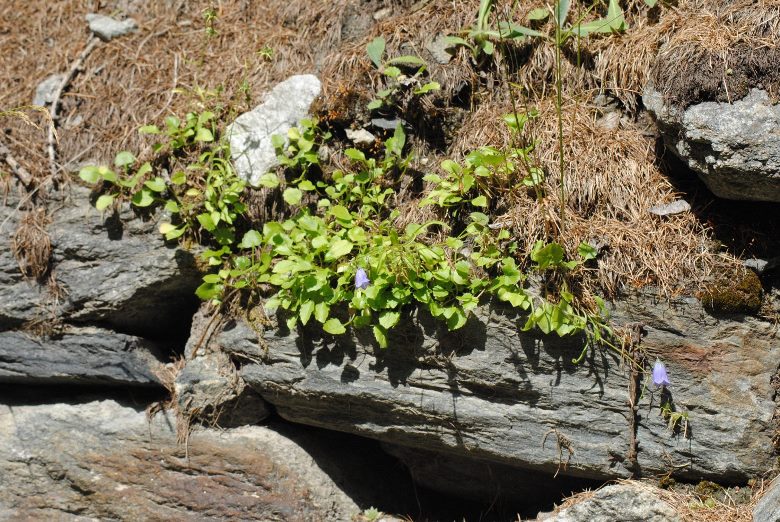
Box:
698;269;763;315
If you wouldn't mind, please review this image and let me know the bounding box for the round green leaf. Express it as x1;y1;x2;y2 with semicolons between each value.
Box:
131;188;155;207
283;188;302;205
95;194;114;211
323;318;346;335
239;230;263;249
78;166;101;184
324;239;353;261
114;151;136;168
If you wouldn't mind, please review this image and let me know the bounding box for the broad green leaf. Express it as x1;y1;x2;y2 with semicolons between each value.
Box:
139;125;160;134
131;188;155;207
323;317;346;335
299;300;315;325
164;200;179;213
555;0;571;27
330;205;352;222
258;172;280;188
79;166;101;184
528;8;549;21
383;66;401;78
578;242;598;261
95;194;113;211
283;187;302;205
195;282;221;300
414;82;440;95
195;127;213;142
314;302;330;323
645;0;657;6
239;229;263;248
298;179;316;191
347;226;366;243
158;222;176;235
366;36;385;68
345;148;366;162
114;151;136;168
531;241;565;270
469;212;489;226
373;325;388;349
197;213;217;231
471;195;488;207
324;239;353;261
378;311;400;329
144;177;166;193
367;99;383;110
446;307;468;330
171;170;186;185
165;226;186;240
271;134;286;150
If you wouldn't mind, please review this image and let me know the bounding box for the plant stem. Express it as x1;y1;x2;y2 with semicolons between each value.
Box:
554;9;566;236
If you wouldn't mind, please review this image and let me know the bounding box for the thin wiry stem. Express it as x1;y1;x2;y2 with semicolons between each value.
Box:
554;3;566;236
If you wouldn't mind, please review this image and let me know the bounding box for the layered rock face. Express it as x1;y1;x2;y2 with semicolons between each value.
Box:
0;186;201;386
0;399;396;521
220;294;779;492
644;88;780;202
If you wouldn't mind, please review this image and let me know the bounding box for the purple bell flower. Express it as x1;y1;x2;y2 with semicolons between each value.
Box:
652;359;670;387
355;268;370;290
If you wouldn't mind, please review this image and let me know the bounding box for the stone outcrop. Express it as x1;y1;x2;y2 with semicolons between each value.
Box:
219;293;779;491
644;87;780;202
0;327;164;386
537;483;680;522
754;476;780;522
0;186;201;386
1;186;201;336
0;399;402;520
227;75;322;186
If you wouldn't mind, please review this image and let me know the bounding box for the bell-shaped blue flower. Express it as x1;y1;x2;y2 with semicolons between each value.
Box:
652;359;670;387
355;267;370;290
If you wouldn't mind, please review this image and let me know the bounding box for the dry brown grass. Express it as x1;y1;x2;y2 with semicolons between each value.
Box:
452;94;733;297
0;0;761;299
12;208;51;281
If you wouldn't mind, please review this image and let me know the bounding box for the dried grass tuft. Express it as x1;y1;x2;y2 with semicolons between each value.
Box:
12;208;52;281
451;94;734;297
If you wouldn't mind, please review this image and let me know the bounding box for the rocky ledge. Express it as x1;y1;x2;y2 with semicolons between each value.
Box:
218;294;779;497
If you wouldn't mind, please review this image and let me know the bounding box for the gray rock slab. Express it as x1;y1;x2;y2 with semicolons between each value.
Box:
227;75;321;186
540;484;680;522
32;74;65;106
754;476;780;522
0;187;201;336
0;400;371;520
224;294;779;484
0;327;164;386
644;87;780;202
85;13;138;41
175;351;270;427
426;34;453;64
649;199;691;217
345;128;377;146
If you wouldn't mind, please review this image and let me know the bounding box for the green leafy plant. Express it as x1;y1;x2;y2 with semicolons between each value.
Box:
202;6;219;37
80;106;611;353
422;111;543;213
365;36;439;111
79;109;247;260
